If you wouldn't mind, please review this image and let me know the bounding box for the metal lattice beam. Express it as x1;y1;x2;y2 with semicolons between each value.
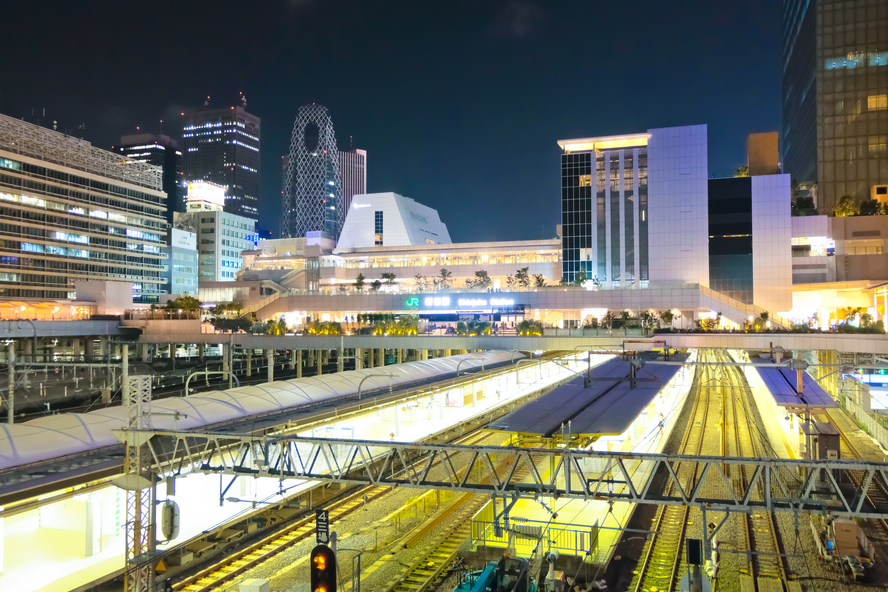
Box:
118;377;155;592
0;113;162;191
118;431;888;520
281;104;342;239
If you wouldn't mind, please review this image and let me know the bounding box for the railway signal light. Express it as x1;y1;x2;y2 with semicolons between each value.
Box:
311;544;337;592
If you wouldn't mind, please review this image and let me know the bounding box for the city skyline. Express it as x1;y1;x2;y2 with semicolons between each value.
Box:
0;0;783;241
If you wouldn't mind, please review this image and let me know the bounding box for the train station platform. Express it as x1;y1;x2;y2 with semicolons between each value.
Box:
0;353;592;592
729;350;838;460
486;355;688;441
467;352;698;569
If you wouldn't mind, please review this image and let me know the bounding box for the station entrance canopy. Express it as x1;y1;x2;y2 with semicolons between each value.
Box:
117;430;888;520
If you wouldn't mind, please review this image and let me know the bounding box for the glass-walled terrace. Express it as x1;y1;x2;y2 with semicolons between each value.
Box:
324;250;560;269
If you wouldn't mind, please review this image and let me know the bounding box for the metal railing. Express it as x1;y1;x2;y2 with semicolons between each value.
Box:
840;393;888;451
698;285;792;328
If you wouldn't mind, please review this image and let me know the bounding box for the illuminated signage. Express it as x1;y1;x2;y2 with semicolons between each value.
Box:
424;296;451;307
410;296;515;309
825;51;888;70
186;180;226;210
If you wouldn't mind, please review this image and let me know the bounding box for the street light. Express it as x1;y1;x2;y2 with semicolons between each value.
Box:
357;372;395;400
456;355;486;376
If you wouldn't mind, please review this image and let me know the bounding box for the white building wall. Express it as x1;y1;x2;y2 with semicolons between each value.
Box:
791;214;829;238
647;125;709;286
752;174;793;311
338;192;451;249
195;211;256;282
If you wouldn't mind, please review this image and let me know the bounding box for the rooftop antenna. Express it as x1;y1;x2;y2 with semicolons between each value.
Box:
160;119;163;135
239;92;247;109
203;95;210;108
350;135;353;149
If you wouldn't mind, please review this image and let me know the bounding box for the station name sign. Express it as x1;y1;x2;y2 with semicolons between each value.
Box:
405;296;515;308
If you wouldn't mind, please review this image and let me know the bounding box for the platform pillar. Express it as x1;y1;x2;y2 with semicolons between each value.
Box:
6;342;14;424
99;335;109;363
246;350;253;377
397;349;403;364
445;349;452;357
267;350;275;383
296;350;303;378
317;350;323;376
72;338;83;360
84;492;103;557
377;348;384;367
367;348;374;368
198;343;206;363
222;344;231;383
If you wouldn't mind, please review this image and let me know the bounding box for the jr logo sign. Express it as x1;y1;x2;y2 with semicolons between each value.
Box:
405;298;419;307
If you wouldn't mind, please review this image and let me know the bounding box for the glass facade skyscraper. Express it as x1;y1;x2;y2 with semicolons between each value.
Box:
183;105;261;221
117;133;184;226
783;0;888;211
560;136;649;286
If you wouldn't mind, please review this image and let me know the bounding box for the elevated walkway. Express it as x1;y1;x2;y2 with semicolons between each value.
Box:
132;332;888;355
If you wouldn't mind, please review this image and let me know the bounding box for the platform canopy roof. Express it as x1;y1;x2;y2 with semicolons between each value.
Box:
0;351;516;471
755;364;837;409
487;355;688;438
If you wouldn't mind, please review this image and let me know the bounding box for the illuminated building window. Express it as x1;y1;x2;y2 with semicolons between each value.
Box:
868;95;888;111
578;174;592;187
868;136;887;156
374;210;383;246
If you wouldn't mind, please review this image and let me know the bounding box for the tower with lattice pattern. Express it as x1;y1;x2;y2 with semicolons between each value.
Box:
281;104;342;239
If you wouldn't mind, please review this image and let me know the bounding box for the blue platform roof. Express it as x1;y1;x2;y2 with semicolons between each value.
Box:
754;363;837;409
487;355;688;437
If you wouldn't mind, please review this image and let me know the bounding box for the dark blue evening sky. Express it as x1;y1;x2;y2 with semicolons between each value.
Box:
0;0;782;242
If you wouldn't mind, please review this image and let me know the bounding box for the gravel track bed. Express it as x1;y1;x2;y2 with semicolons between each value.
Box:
209;431;504;592
728;358;872;592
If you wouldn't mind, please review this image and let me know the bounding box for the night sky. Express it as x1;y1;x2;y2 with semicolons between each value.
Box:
1;1;782;242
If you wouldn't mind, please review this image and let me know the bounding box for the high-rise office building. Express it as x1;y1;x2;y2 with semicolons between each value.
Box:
117;133;184;225
0;113;168;302
558;126;709;289
339;148;367;215
281;104;342;240
559;125;793;312
174;181;257;282
782;0;888;212
183;101;260;221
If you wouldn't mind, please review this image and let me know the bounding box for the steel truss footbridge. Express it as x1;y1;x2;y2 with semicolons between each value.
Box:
120;429;888;519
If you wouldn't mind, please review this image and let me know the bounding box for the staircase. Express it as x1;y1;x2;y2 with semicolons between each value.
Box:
698;285;791;329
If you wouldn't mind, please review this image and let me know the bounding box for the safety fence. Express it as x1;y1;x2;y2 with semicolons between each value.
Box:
470;502;603;563
841;394;888;451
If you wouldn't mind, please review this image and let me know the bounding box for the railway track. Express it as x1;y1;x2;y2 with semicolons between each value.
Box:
824;408;888;534
173;428;493;592
175;485;391;592
631;352;715;592
382;447;535;592
722;356;787;589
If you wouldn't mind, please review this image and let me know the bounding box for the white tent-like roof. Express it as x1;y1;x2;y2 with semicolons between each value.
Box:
0;350;518;471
